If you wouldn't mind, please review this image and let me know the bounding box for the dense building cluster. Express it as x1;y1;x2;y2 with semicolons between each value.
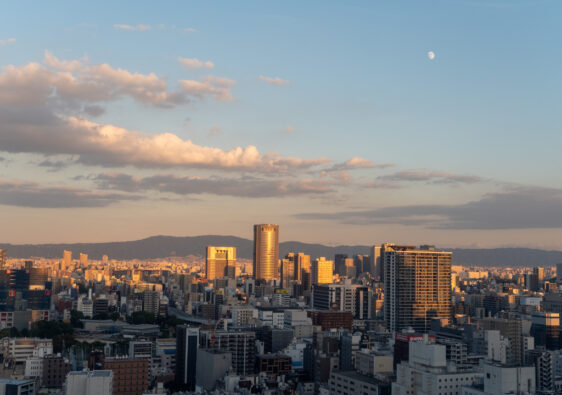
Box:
0;225;560;394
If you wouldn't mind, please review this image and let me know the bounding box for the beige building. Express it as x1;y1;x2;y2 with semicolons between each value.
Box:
312;257;333;285
253;224;279;281
206;246;236;280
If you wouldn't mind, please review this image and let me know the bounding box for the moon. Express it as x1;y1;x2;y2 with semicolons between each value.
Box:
427;51;436;60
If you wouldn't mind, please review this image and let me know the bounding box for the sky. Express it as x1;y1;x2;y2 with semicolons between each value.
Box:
1;0;561;249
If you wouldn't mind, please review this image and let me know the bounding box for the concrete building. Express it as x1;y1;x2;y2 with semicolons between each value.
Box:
0;379;35;395
2;338;52;363
384;245;452;333
530;312;560;351
42;355;71;389
285;252;311;282
195;349;231;391
206;246;236;280
200;330;256;375
479;317;523;365
312;257;333;285
231;306;258;327
253;224;279;281
312;282;373;319
128;340;152;359
461;361;535;395
64;370;113;395
330;371;390;395
393;337;482;395
103;358;148;395
355;349;394;377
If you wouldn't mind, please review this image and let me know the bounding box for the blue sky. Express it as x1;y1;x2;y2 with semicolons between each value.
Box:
1;0;561;248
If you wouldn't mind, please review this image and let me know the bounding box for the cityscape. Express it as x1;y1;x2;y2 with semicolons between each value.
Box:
1;1;561;394
0;225;561;394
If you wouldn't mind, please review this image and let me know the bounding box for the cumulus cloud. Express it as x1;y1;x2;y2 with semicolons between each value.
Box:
183;27;198;33
113;24;151;31
0;38;16;45
259;75;290;86
0;110;329;173
0;180;137;208
378;170;482;184
296;187;562;230
94;173;336;198
0;52;235;109
178;57;214;70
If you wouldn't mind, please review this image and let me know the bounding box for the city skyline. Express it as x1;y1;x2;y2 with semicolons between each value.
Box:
1;1;562;249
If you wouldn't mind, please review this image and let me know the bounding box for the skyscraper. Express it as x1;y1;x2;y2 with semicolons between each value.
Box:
312;257;333;285
284;252;310;282
63;250;72;268
371;245;382;280
384;245;452;333
79;253;88;267
176;325;199;390
0;249;5;269
253;224;279;281
206;246;236;280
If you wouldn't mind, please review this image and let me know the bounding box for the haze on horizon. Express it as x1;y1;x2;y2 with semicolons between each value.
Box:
1;0;561;250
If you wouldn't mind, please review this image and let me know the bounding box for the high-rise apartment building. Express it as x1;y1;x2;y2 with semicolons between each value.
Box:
384;245;452;333
280;258;294;288
175;326;199;391
253;224;279;281
79;253;88;267
206;247;236;280
312;257;333;285
0;250;5;269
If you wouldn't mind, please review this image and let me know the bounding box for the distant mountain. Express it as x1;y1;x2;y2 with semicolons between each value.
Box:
1;235;562;267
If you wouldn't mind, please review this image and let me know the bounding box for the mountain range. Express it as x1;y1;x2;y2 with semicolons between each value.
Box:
1;235;562;267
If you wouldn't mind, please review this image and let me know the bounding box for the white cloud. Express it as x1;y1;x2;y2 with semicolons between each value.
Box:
0;38;16;46
113;24;152;31
0;52;235;108
284;125;295;134
259;75;290;86
178;57;214;70
183;27;198;33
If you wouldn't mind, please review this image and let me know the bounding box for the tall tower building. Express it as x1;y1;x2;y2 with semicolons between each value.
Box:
206;247;236;280
285;252;310;282
383;245;452;333
371;245;382;280
312;257;333;285
175;325;199;391
79;253;88;267
253;224;279;281
63;250;72;268
0;249;5;269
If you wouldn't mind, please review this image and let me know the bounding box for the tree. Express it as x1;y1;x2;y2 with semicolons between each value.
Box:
70;310;84;328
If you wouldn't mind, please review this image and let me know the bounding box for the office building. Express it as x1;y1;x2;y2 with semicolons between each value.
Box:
0;379;35;395
200;330;256;375
530;312;560;351
308;310;353;330
102;358;148;395
280;258;294;288
479;317;523;365
80;253;88;267
383;245;452;332
195;349;231;391
63;250;72;268
175;326;199;390
312;282;372;319
285;252;310;283
253;224;279;281
312;257;333;285
206;246;236;280
42;355;71;389
371;245;382;280
330;371;390;395
393;337;482;395
0;250;5;269
64;370;113;395
461;361;535;395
